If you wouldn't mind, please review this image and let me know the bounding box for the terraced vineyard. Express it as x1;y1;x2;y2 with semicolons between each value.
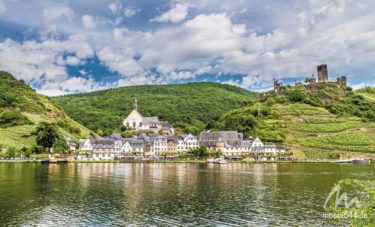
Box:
270;104;375;158
0;72;92;153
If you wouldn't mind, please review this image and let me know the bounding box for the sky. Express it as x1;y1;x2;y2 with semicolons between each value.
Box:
0;0;375;96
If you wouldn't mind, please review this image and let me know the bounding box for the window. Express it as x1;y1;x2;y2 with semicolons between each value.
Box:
139;122;142;127
126;122;129;127
133;122;136;128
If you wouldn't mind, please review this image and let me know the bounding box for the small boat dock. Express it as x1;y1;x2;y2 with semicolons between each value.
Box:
206;158;229;164
337;159;371;164
41;159;68;164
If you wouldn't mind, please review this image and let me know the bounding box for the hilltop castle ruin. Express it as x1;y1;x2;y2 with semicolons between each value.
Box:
273;64;347;94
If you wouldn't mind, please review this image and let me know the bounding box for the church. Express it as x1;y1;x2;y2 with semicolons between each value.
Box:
123;98;174;135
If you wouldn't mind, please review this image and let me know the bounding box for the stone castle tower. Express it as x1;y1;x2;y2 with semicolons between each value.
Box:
336;76;347;87
273;79;283;94
317;64;328;83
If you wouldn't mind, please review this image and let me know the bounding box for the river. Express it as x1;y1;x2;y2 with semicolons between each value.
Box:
0;163;374;226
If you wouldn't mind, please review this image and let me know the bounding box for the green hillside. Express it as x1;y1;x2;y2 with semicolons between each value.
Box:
216;83;375;159
0;71;92;152
52;82;257;135
357;87;375;102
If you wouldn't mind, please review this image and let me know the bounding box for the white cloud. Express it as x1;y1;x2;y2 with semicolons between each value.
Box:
0;34;94;95
1;0;375;94
117;74;157;87
38;76;113;96
81;14;112;29
0;3;6;13
151;3;189;23
37;89;68;97
352;83;375;90
169;71;195;80
142;13;246;68
97;46;143;76
108;1;137;18
43;6;74;22
108;1;122;14
123;6;137;18
241;75;253;87
65;56;81;65
81;15;97;29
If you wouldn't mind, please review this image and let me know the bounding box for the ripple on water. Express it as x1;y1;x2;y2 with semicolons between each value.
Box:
0;163;374;226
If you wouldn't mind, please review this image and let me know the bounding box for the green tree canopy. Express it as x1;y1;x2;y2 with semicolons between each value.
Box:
34;122;60;153
53;138;70;154
6;147;17;158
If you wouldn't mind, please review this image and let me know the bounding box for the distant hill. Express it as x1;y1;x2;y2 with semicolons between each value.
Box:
52;82;257;135
0;71;92;151
215;83;375;159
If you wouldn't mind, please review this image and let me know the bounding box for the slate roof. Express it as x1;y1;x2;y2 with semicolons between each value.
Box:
91;139;115;149
92;139;115;145
240;140;255;147
199;131;243;142
137;134;152;144
225;140;242;147
264;142;276;148
160;121;172;129
142;117;159;125
123;138;144;147
166;136;179;142
110;133;122;140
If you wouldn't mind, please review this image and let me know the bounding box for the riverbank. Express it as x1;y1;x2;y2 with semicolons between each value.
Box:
1;159;369;164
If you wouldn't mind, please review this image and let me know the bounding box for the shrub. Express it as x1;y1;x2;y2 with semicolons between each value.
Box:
286;89;307;102
0;110;32;128
29;145;44;154
6;147;17;158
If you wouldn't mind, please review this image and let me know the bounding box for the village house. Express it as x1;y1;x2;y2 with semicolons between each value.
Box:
87;139;117;161
77;130;286;160
151;135;168;156
166;136;178;153
123;98;174;135
198;131;284;157
199;131;244;149
176;134;199;152
121;138;144;156
64;137;77;152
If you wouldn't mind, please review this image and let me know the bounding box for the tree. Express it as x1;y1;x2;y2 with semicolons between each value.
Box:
34;122;60;153
287;89;306;102
191;146;208;159
20;147;28;157
6;147;17;158
29;144;44;154
53;138;70;154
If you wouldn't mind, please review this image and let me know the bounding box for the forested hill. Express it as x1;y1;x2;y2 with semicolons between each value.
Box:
215;83;375;159
52;82;257;135
0;71;92;150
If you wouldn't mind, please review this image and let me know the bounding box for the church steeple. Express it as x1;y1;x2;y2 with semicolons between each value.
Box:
134;97;138;111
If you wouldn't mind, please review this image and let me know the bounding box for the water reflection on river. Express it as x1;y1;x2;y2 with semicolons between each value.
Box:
0;163;374;226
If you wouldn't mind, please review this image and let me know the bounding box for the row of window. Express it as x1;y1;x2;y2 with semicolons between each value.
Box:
126;122;142;128
154;148;167;151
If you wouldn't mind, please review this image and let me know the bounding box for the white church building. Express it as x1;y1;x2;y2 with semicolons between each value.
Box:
123;98;174;135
